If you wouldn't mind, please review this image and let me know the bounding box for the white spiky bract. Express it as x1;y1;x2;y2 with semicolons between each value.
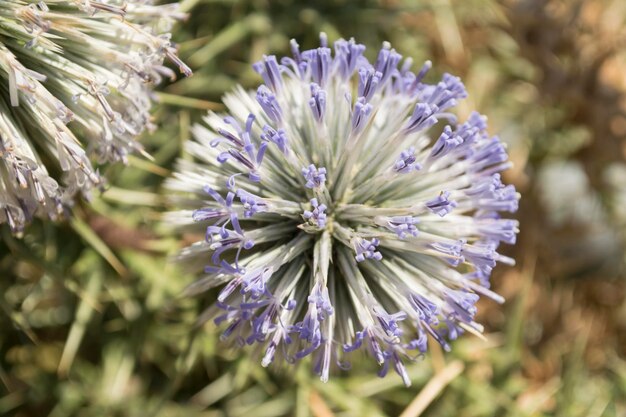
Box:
166;35;519;385
0;0;191;235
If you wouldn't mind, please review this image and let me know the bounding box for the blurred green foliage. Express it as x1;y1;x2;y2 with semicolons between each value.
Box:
1;0;625;416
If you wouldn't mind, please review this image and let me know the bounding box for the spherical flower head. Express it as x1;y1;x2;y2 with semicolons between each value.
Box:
166;34;520;386
0;0;191;235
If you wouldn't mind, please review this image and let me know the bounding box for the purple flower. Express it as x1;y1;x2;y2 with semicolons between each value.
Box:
168;33;519;386
256;85;283;123
353;237;383;262
303;198;327;228
302;164;327;189
212;115;267;182
309;83;326;122
393;147;422;174
425;191;458;217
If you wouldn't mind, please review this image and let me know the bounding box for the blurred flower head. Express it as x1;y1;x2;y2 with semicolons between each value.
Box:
0;0;191;235
167;34;519;385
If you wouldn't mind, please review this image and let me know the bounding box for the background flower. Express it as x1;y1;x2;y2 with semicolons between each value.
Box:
0;0;190;235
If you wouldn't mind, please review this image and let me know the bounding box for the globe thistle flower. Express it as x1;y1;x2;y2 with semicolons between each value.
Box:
166;34;519;385
0;0;191;235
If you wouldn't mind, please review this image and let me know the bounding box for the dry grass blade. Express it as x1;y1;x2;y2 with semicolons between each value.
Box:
399;361;465;417
70;217;128;277
57;271;102;375
309;389;334;417
157;92;224;111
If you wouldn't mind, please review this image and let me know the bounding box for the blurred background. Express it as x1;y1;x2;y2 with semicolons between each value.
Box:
1;0;625;416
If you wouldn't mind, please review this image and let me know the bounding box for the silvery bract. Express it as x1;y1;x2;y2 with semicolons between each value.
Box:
0;0;191;235
166;34;519;385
